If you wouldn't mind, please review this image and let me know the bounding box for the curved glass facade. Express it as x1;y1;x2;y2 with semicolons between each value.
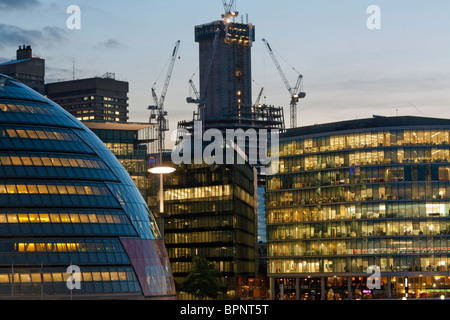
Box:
0;74;175;299
267;117;450;299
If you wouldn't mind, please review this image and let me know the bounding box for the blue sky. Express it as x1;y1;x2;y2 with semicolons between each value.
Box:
1;0;450;136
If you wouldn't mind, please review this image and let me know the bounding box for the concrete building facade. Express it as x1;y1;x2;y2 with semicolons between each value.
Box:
45;74;129;123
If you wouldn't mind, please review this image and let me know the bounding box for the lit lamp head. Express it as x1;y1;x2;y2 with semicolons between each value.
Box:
148;166;176;174
148;165;176;219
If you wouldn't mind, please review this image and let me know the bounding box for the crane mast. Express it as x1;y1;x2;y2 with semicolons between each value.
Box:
148;40;180;157
262;38;305;128
149;40;180;128
254;87;264;107
159;41;181;111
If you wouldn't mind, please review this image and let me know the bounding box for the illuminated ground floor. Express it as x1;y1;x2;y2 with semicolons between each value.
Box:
269;274;450;300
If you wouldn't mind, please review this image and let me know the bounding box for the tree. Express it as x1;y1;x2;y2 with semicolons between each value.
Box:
181;257;221;300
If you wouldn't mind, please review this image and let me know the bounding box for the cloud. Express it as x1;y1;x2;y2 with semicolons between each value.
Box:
45;66;73;83
95;38;124;49
0;0;40;10
0;24;66;48
41;26;66;43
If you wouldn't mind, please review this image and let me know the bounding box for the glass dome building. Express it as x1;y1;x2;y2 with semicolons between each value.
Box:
0;74;175;299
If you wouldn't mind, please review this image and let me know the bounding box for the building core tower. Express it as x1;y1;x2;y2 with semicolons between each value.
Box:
174;6;285;295
195;20;255;129
179;14;284;135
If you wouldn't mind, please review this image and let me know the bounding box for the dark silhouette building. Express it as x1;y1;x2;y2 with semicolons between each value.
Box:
0;45;45;94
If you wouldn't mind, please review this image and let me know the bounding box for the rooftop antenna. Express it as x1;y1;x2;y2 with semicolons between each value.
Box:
72;57;75;80
408;101;425;115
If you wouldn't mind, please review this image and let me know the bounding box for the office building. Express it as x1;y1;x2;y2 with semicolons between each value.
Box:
0;74;175;299
266;116;450;300
45;73;129;123
147;157;257;299
0;45;45;95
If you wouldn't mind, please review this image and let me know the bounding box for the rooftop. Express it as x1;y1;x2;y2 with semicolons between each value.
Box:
282;115;450;139
0;58;33;66
82;121;154;131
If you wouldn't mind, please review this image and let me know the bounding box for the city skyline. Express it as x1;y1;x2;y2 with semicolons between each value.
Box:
2;0;450;304
1;0;449;144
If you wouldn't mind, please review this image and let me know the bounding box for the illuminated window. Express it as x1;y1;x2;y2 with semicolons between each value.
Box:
20;274;31;283
82;272;93;281
50;214;61;223
28;214;39;223
52;273;63;282
70;214;80;223
92;272;102;281
16;185;28;194
6;185;17;194
17;214;28;223
60;214;70;223
16;130;29;138
101;272;111;281
66;185;77;194
0;211;125;225
110;271;119;281
79;214;90;223
11;157;22;165
39;214;50;222
3;128;78;141
0;275;9;283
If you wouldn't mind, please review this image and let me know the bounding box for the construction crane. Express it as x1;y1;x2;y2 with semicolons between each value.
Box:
149;40;180;128
222;0;238;21
148;40;180;157
186;78;202;106
262;38;305;128
254;87;264;108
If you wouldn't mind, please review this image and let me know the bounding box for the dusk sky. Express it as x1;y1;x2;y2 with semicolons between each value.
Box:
1;0;450;141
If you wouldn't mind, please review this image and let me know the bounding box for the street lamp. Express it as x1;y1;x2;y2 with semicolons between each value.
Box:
148;109;175;239
149;165;175;217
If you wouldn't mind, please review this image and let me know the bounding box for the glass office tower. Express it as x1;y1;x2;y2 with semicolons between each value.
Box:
156;162;257;299
0;74;175;299
267;116;450;300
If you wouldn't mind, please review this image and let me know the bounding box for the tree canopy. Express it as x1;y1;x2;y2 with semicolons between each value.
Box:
181;257;221;300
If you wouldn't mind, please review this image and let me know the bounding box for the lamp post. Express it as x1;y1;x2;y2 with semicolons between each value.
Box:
148;110;175;239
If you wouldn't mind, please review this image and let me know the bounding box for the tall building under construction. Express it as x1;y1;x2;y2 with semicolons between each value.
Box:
171;5;284;299
179;16;284;133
